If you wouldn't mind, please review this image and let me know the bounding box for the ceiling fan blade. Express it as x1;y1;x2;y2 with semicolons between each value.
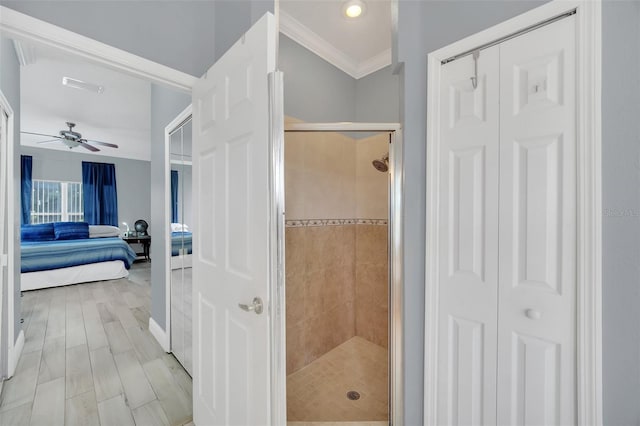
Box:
78;141;100;152
21;131;61;139
37;139;62;144
84;139;118;148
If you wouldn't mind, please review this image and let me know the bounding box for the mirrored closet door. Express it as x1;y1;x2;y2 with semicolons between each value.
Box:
169;116;193;375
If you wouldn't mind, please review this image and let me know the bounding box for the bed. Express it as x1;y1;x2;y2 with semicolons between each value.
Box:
171;231;192;256
20;222;137;291
170;224;193;270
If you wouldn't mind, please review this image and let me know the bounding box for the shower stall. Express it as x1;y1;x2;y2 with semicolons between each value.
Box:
283;123;400;423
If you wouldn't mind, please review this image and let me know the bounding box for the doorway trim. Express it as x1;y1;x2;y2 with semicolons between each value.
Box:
424;1;602;425
284;121;404;426
0;89;22;379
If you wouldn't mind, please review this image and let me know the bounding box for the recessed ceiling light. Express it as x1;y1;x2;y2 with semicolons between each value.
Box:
62;77;104;94
343;0;365;18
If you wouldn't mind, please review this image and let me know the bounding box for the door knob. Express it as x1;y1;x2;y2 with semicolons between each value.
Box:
525;309;542;320
238;297;264;315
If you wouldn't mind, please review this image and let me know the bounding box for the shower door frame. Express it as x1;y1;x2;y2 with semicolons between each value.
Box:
283;122;404;426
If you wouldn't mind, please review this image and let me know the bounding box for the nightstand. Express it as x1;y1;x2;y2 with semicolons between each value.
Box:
122;235;151;261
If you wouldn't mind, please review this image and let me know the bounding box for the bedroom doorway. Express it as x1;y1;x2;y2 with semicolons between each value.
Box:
0;7;195;422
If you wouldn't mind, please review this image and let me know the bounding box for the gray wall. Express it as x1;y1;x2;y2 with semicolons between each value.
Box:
2;0;273;78
396;0;640;424
280;34;400;125
214;0;275;63
0;35;21;344
150;84;190;331
19;146;151;233
2;1;215;77
601;1;640;424
355;65;400;123
279;34;356;122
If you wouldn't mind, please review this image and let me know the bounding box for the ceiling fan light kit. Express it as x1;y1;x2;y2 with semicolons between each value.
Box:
62;76;105;94
343;0;365;18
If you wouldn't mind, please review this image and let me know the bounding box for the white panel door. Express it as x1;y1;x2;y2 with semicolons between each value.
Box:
192;13;277;426
437;45;500;426
496;16;576;426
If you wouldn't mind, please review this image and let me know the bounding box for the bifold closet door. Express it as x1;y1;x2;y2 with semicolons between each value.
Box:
437;45;500;426
436;14;577;426
496;16;576;426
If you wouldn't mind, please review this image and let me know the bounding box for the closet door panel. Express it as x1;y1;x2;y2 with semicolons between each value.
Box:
497;16;576;426
437;45;499;426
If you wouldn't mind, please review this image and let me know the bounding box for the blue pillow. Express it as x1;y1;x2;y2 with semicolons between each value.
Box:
21;223;55;241
53;221;90;240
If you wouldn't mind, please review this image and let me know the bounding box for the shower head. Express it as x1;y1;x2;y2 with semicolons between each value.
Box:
372;153;389;172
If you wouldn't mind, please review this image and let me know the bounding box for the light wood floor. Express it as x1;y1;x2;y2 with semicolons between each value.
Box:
0;262;194;426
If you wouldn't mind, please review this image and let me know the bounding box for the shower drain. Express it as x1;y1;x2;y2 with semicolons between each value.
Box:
346;391;361;401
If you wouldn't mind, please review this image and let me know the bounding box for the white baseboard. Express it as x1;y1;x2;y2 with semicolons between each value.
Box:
149;317;170;352
8;330;24;377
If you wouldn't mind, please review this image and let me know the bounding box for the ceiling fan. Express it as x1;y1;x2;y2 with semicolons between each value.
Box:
21;122;118;152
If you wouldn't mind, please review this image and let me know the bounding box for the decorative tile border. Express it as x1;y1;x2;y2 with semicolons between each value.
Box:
285;218;387;228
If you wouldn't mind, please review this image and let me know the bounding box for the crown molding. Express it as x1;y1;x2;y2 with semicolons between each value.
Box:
354;47;391;79
279;9;390;80
12;39;37;66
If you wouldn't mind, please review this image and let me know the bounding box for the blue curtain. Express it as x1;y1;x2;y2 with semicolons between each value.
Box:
171;170;179;223
20;155;32;224
82;161;118;226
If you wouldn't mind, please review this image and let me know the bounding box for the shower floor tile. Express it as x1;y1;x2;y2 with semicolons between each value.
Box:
287;336;388;422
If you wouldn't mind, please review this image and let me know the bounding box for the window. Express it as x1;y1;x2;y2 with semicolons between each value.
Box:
30;180;83;224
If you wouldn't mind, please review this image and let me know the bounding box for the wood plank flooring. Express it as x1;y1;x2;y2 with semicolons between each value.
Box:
0;263;194;426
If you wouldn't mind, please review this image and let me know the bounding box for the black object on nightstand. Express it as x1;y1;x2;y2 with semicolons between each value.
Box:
134;219;149;236
123;235;151;261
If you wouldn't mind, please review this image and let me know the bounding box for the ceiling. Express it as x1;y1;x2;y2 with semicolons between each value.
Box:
17;2;390;161
19;44;151;161
279;0;392;79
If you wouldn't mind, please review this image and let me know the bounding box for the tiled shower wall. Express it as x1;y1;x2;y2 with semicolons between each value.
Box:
355;224;388;348
285;225;356;374
285;125;389;374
